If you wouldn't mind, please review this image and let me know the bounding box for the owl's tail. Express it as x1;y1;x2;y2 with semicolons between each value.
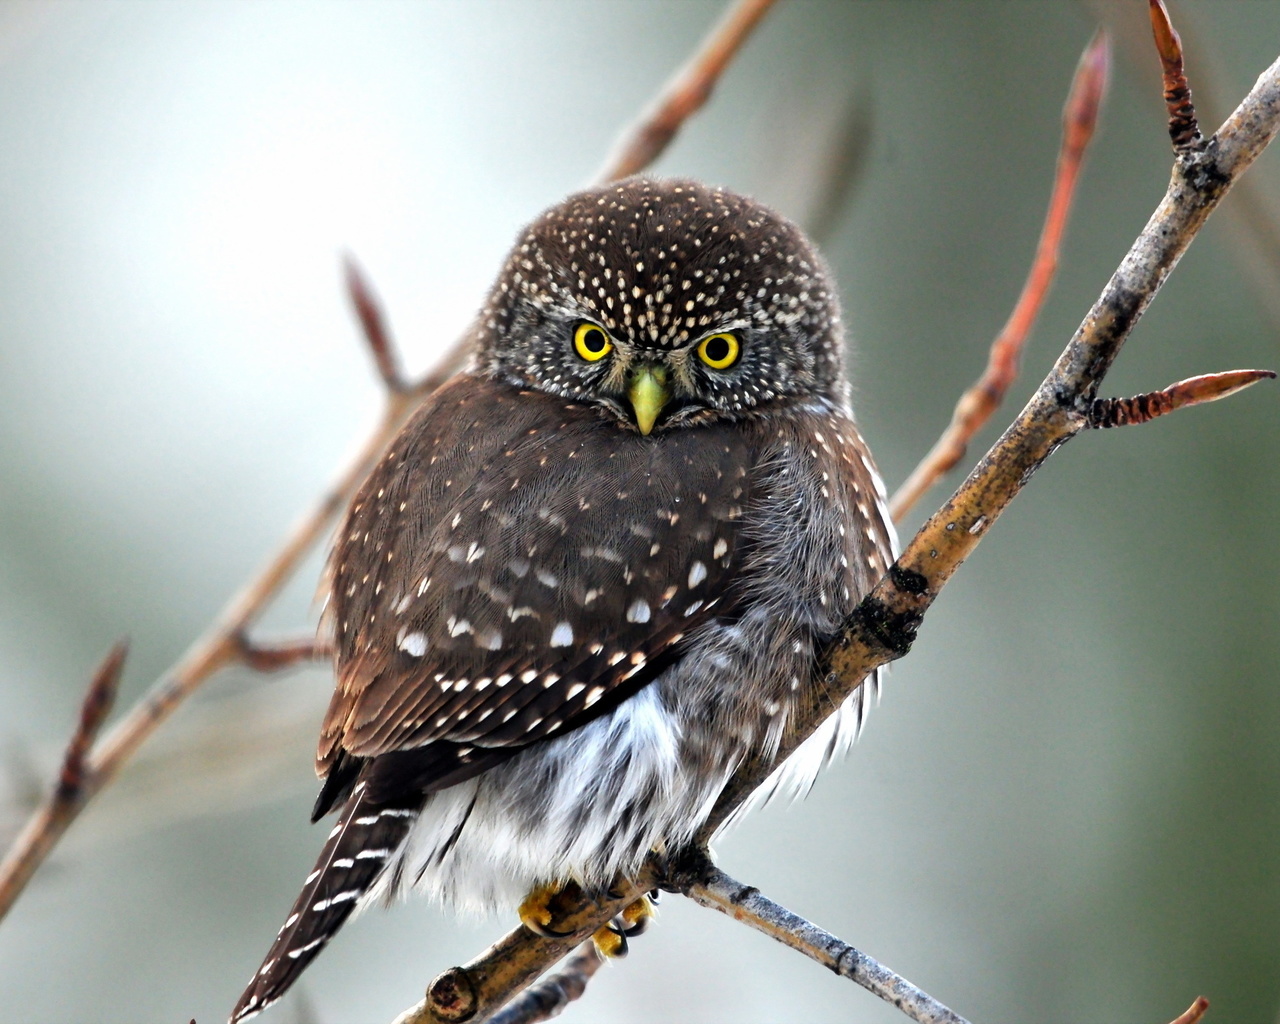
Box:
229;781;421;1023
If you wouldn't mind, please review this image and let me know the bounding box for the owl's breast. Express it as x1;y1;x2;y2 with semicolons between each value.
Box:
324;373;771;765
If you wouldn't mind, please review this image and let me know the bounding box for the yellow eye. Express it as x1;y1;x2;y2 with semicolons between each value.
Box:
697;332;740;370
573;323;613;362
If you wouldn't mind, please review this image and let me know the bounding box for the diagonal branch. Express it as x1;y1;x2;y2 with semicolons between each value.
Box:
889;29;1110;523
593;0;778;183
479;945;603;1024
393;35;1280;1024
707;48;1280;843
686;867;968;1024
0;642;126;913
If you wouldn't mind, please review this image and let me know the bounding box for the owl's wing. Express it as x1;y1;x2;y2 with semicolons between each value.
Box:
318;374;754;786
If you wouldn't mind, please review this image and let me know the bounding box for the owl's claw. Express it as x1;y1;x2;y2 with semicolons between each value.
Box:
592;923;629;958
521;883;656;952
518;882;576;939
591;892;656;958
618;892;656;936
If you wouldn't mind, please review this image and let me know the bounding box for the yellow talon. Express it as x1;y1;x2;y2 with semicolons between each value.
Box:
619;894;656;935
592;923;628;958
590;893;657;958
519;882;571;938
520;884;656;951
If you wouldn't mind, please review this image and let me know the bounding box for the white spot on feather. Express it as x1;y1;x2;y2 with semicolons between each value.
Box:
550;622;574;647
397;630;428;657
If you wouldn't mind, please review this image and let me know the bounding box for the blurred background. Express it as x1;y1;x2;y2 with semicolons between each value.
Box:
0;2;1277;1022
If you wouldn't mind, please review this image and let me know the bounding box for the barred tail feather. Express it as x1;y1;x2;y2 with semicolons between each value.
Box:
229;782;422;1023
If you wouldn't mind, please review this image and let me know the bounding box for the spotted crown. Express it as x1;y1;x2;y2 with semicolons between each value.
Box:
476;178;845;415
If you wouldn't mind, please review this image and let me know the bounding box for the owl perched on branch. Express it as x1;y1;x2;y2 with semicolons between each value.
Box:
232;178;894;1022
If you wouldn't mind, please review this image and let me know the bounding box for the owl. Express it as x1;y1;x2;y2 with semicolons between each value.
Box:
231;177;895;1022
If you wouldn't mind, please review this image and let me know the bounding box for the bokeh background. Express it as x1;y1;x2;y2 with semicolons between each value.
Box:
0;2;1277;1022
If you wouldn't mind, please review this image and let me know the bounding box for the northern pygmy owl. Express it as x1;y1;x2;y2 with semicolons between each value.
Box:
232;178;895;1022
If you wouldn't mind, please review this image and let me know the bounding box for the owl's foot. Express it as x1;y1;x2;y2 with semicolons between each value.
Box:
519;880;657;956
592;892;657;959
518;881;579;939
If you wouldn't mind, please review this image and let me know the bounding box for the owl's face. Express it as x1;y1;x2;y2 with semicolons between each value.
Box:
475;178;846;434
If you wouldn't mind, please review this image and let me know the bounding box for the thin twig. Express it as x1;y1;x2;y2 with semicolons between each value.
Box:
1087;369;1275;428
686;867;968;1024
392;38;1280;1024
593;0;779;183
0;642;126;913
1084;0;1280;338
1149;0;1202;152
345;253;408;394
888;29;1110;523
802;91;875;247
481;945;604;1024
233;633;332;672
1167;996;1210;1024
55;642;127;804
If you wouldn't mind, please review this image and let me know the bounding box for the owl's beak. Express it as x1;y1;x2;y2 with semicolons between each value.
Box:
627;364;670;436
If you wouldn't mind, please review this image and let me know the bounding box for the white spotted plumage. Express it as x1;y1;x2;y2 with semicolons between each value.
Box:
230;179;894;1023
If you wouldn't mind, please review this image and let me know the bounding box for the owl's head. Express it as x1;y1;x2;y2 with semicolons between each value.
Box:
475;178;846;434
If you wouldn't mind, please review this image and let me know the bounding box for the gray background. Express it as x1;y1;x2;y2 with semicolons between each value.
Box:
0;2;1277;1022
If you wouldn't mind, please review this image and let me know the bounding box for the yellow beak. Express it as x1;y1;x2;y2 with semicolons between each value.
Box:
627;364;670;436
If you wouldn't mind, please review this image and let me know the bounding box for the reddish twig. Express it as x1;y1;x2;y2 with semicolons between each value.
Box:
345;253;408;394
55;642;127;804
1167;996;1210;1024
889;30;1110;523
593;0;779;183
233;632;332;672
0;642;126;913
1088;369;1275;428
1149;0;1202;152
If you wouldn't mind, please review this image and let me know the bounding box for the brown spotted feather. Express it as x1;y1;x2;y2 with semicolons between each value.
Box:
232;177;894;1024
321;375;752;774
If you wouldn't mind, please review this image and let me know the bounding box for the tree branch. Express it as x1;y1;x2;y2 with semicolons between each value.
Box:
391;32;1280;1024
593;0;778;183
705;44;1280;841
889;29;1110;523
0;641;126;914
1149;0;1201;152
232;633;332;673
1087;369;1275;428
686;866;968;1024
345;254;410;395
479;945;603;1024
1167;996;1210;1024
